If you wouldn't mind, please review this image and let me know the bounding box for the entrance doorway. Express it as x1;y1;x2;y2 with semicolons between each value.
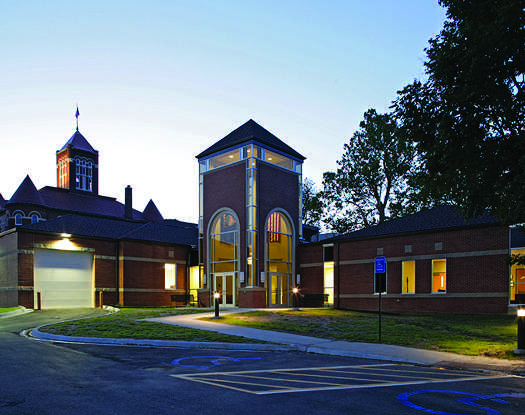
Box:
213;273;235;306
269;272;289;307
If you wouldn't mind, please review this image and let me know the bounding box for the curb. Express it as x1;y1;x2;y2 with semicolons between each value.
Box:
0;307;33;319
29;327;298;352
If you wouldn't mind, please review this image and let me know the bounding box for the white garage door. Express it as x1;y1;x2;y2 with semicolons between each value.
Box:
34;249;94;309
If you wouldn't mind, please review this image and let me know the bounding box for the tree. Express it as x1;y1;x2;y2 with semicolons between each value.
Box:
302;178;324;228
394;0;525;226
321;109;421;233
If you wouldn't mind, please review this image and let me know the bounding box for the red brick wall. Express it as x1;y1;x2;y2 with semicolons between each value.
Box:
298;225;510;314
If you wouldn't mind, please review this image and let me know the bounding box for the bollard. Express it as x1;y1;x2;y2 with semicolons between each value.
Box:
214;291;220;318
36;292;41;310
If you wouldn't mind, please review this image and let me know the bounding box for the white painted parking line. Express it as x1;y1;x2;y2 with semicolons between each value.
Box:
172;364;505;395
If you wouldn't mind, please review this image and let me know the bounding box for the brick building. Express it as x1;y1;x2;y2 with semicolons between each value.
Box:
0;127;198;309
298;206;512;314
0;118;519;313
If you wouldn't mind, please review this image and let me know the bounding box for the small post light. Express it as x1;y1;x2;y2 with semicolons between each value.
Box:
213;291;221;319
515;309;525;355
292;287;299;311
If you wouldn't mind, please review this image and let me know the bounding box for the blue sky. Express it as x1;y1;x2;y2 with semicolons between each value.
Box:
0;0;446;222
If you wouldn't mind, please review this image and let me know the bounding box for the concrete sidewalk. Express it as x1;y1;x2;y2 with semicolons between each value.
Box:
147;309;525;375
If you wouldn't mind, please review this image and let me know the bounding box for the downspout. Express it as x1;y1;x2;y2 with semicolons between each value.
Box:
115;239;120;306
336;241;340;309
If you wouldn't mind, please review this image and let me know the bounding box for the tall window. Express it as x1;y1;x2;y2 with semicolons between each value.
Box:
432;259;447;293
75;158;93;191
164;264;177;289
209;211;240;275
323;245;334;305
510;248;525;304
58;159;68;188
402;261;415;294
266;211;293;274
246;146;258;286
15;214;23;226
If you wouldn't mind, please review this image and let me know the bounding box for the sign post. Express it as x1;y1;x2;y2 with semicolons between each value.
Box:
375;256;386;343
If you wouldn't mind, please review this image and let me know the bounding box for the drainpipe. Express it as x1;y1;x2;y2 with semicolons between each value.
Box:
336;241;340;309
115;240;120;306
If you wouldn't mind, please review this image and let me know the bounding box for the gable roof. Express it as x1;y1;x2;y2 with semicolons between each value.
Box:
0;193;5;209
196;119;305;160
59;130;97;153
8;175;45;206
21;214;198;246
320;205;501;244
143;199;164;221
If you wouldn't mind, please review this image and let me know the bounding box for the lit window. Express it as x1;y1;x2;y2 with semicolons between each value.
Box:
208;149;241;170
432;259;446;293
264;149;293;170
15;214;23;226
165;264;177;289
402;261;415;294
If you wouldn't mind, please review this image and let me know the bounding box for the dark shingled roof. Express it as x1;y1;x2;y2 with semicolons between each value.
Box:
8;175;45;206
38;186;145;220
143;199;164;221
59;130;97;153
0;193;5;208
321;205;500;244
21;214;198;246
196;119;305;160
123;219;198;246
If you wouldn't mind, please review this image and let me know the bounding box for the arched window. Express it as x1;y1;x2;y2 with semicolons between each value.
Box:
15;214;23;226
209;210;240;274
31;214;39;224
266;211;294;307
208;210;240;306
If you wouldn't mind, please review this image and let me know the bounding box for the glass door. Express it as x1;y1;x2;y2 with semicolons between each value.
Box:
269;272;290;307
213;273;235;306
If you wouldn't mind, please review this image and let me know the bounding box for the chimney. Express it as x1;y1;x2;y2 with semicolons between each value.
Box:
125;185;133;219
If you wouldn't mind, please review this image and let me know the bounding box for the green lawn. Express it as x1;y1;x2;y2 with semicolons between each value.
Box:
208;309;521;359
36;307;522;359
37;308;263;343
0;306;21;313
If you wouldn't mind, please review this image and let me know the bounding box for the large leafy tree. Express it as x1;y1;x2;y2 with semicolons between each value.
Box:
394;0;524;225
302;178;324;228
321;109;421;233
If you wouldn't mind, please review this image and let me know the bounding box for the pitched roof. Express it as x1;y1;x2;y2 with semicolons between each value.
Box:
123;219;198;246
8;175;45;206
59;130;97;153
0;193;5;208
321;205;500;243
196;119;305;160
21;214;198;246
143;200;164;221
38;186;145;220
21;214;141;239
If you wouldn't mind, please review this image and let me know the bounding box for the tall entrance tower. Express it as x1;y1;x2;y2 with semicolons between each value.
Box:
196;120;305;308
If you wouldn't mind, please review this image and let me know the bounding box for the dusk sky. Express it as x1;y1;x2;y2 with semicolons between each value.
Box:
1;1;446;222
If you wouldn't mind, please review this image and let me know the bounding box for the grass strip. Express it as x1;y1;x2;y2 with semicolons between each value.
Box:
203;309;521;359
38;308;264;343
0;306;21;313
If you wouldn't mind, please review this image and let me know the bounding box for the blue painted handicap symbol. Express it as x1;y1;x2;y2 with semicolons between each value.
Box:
172;355;261;371
397;389;525;415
